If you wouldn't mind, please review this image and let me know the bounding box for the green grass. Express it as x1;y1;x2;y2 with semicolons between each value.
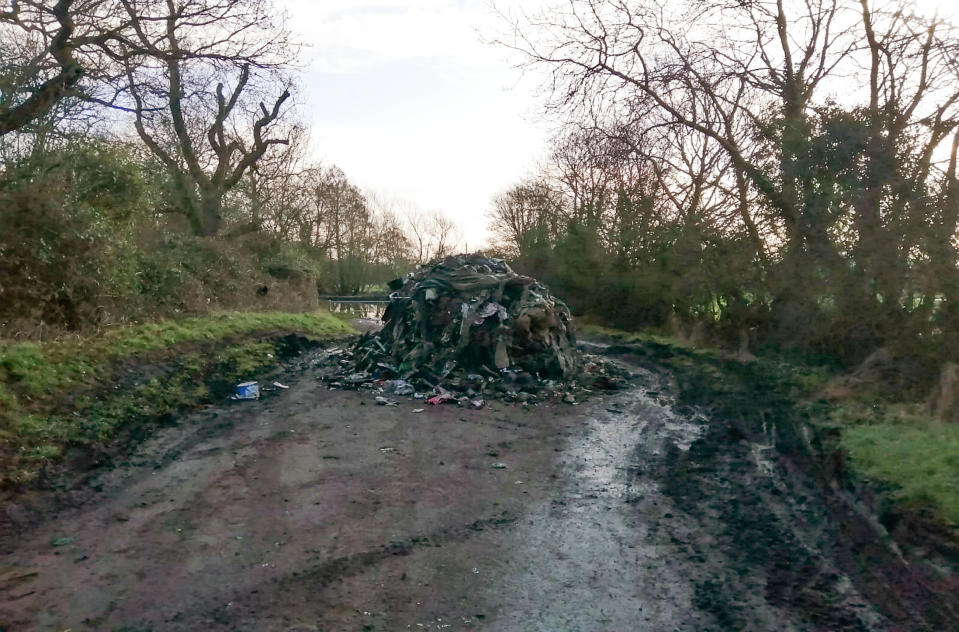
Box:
578;323;680;347
0;312;352;398
0;311;354;488
820;379;959;527
843;423;959;524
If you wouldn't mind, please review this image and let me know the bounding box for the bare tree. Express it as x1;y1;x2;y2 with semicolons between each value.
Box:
854;0;959;309
504;0;959;332
404;207;463;263
234;120;309;236
488;177;564;255
503;1;855;253
108;0;295;237
429;213;460;259
0;0;137;137
0;0;86;135
365;194;413;269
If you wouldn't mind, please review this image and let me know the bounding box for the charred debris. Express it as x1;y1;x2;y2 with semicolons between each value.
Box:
318;254;630;407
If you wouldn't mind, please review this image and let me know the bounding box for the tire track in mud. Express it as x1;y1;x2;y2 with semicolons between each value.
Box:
470;371;711;630
190;512;521;628
653;415;885;631
623;343;957;632
475;354;886;631
610;357;887;631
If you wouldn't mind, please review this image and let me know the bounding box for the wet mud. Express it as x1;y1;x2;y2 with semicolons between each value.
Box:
0;346;953;630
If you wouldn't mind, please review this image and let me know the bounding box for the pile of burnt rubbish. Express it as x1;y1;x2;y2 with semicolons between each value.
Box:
319;254;631;407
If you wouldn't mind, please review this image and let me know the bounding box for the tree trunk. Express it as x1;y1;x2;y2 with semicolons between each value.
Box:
198;191;223;237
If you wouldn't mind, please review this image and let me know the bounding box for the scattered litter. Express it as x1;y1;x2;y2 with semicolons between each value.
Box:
427;393;455;406
383;379;415;396
412;408;425;413
50;535;73;547
470;399;486;409
234;381;259;400
491;462;508;469
375;396;398;406
345;373;370;385
272;382;290;389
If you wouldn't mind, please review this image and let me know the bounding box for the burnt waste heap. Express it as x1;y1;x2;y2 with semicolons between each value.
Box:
322;254;629;406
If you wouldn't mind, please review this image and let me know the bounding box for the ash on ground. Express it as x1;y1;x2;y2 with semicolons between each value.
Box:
317;254;631;407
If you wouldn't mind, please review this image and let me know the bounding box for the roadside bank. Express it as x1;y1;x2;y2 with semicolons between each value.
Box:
582;325;958;628
0;312;354;493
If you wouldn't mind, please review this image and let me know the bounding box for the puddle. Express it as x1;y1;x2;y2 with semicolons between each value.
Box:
567;370;706;498
577;340;611;352
327;301;387;320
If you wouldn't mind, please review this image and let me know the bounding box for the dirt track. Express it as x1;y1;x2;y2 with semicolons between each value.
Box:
0;345;947;631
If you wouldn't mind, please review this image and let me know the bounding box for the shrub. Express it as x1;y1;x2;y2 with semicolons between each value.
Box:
0;141;148;333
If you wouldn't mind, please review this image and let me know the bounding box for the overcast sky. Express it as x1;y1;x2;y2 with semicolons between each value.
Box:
275;0;548;249
278;0;958;248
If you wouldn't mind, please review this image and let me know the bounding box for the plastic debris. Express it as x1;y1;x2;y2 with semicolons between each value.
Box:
383;379;415;396
273;382;290;389
234;381;259;400
375;396;398;406
490;462;508;469
427;393;455;406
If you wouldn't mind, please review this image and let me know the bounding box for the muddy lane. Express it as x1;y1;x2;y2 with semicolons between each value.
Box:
1;358;887;631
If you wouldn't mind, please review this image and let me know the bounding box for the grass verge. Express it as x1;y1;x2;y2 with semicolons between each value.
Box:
832;402;959;526
0;311;354;489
